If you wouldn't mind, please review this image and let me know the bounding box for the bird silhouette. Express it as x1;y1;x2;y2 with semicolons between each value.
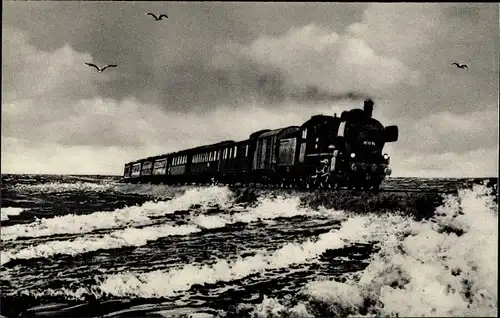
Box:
451;62;468;70
85;63;117;73
146;13;168;21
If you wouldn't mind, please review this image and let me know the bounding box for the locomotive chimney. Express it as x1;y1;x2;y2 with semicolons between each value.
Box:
363;99;374;118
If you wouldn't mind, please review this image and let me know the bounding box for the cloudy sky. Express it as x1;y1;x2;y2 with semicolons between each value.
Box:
2;2;498;177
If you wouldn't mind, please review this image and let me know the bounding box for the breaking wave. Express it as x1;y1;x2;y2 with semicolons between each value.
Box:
233;184;498;317
1;195;335;264
1;186;233;241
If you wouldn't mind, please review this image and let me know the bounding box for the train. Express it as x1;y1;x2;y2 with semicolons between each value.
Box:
122;99;399;190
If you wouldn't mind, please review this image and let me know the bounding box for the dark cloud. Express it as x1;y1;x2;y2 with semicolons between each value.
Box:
2;2;368;113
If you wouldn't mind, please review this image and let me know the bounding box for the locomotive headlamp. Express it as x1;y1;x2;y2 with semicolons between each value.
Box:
350;153;356;158
384;167;392;176
383;153;389;160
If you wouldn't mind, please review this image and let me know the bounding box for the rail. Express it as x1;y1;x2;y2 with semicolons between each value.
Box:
121;179;461;195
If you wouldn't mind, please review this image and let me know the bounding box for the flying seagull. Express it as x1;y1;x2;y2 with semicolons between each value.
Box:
451;62;468;70
146;13;168;21
85;63;117;73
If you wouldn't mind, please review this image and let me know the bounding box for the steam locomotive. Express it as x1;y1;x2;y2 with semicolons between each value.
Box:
123;99;399;190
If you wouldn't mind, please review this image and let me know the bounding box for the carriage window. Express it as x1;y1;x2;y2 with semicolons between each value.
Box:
302;129;307;139
234;146;237;158
338;122;346;137
229;148;233;158
245;145;249;157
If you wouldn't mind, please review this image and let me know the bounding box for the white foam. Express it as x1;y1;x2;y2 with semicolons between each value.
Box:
1;224;200;265
1;186;233;241
238;296;315;318
14;182;115;193
94;214;364;298
1;193;336;263
298;184;498;317
1;207;25;221
192;195;341;229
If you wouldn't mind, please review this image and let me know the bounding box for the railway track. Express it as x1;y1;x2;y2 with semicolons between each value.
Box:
124;181;460;195
225;184;459;194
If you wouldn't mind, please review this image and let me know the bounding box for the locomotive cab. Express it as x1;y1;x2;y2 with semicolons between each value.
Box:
384;125;399;143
